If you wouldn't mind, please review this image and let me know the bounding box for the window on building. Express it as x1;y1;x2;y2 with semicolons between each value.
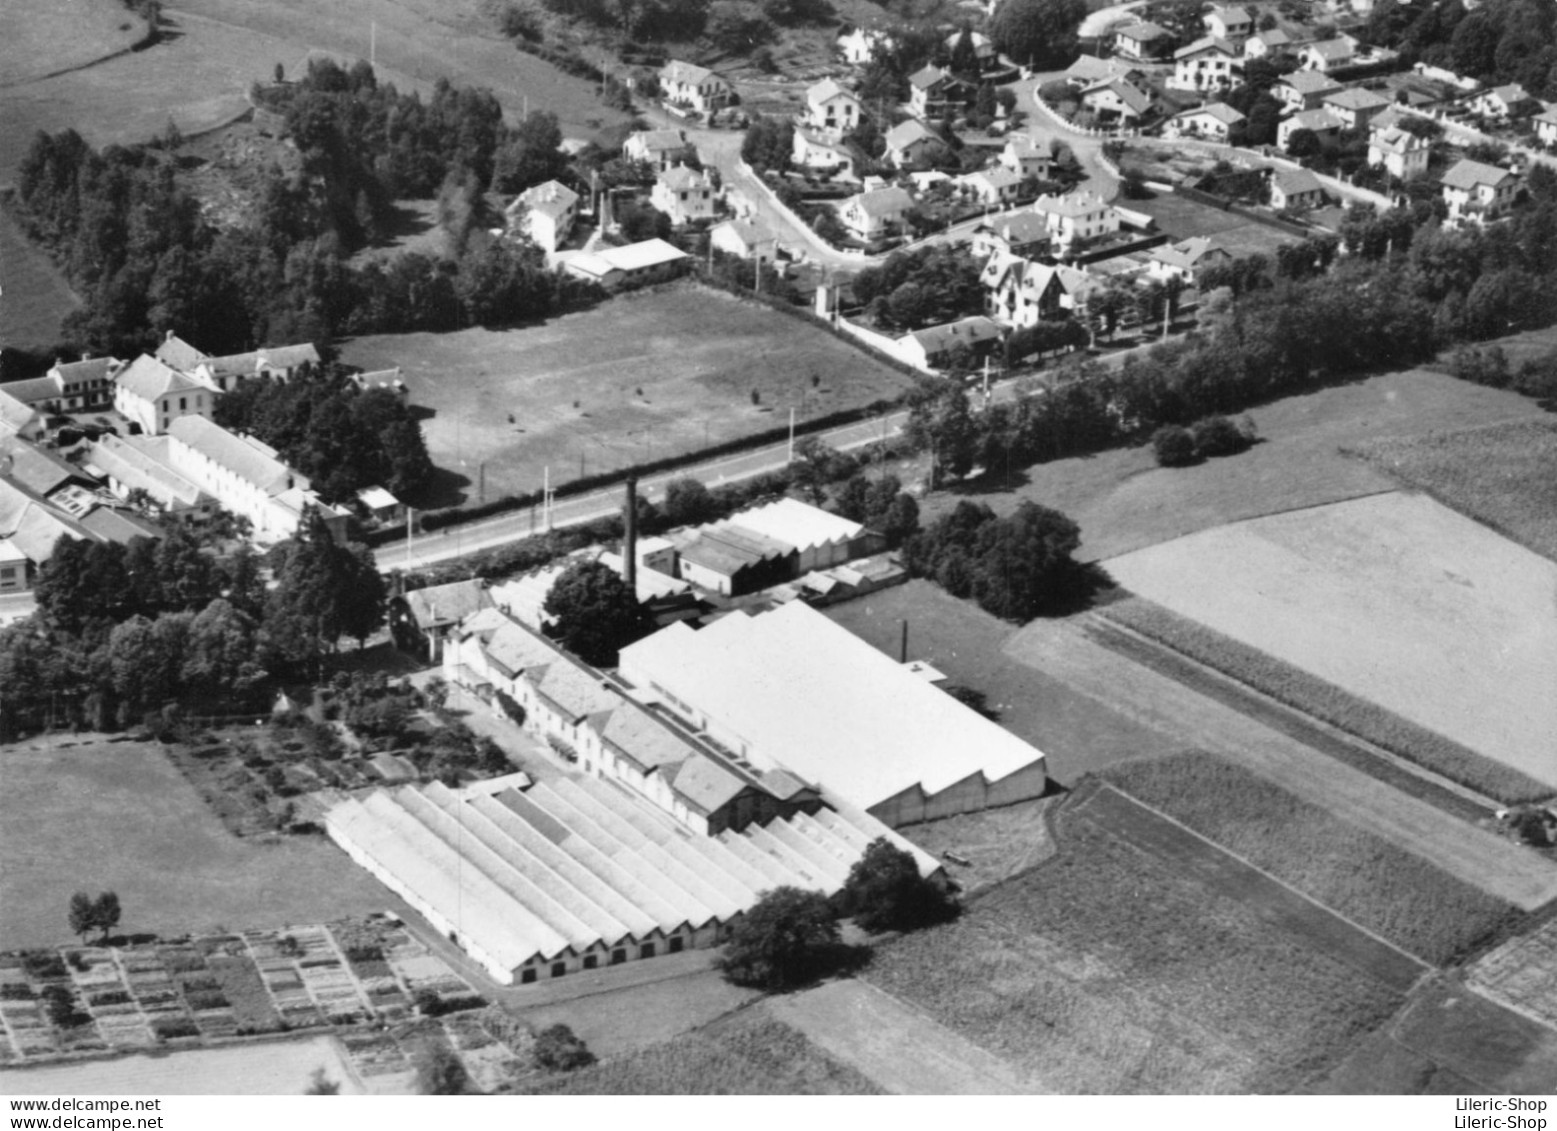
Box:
611;949;626;965
551;961;567;978
640;943;656;959
179;397;186;410
668;936;684;954
0;568;15;580
521;967;537;984
583;954;598;969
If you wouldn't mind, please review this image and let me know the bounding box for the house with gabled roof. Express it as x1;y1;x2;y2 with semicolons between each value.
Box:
960;165;1025;207
659;60;731;114
792;129;856;177
623;128;693;171
710;219;776;260
1066;54;1145;88
1244;28;1293;59
1167;101;1247;141
803;78;862;138
1269;167;1327;211
909;65;965;120
884;119;944;167
508;179;579;253
1322;86;1391;130
1300;38;1355;73
1276;69;1344;112
1171;37;1242;93
650;163;717;226
153;332;208;373
1535;106;1557;148
1278;107;1345;148
1148;236;1231;284
898;316;1004;370
1470;83;1538;121
1368;124;1431;178
1203;5;1253;43
1114;21;1171;60
1441;159;1520;225
1032;190;1118;252
837;25;893;65
1081;75;1157;125
839;185;915;241
113;355;218;436
999;133;1052;180
970;209;1053;260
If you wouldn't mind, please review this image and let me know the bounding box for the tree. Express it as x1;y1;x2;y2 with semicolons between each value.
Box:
412;1042;474;1095
719;886;840;990
1285;127;1321;159
989;0;1087;69
533;1023;596;1070
950;26;980;79
1152;423;1199;466
543;559;651;666
835;838;958;932
183;598;265;697
303;1068;340;1095
92;891;121;943
68;892;96;943
969;501;1084;621
264;510;387;663
662;477;719;527
879;493;921;549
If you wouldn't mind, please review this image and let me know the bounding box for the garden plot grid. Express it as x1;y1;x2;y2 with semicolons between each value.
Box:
1470;919;1557;1030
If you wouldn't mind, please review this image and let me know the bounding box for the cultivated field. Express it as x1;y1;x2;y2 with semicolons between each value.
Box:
862;788;1406;1093
826;580;1180;786
0;1035;364;1096
1350;419;1557;563
1105;752;1521;966
930;364;1550;563
1097;598;1549;806
0;737;393;951
518;1003;881;1094
1375;980;1557;1094
902;795;1059;895
1103;492;1557;788
0;0;149;89
1469;916;1557;1031
0;203;80;348
341;285;918;506
1005;617;1557;910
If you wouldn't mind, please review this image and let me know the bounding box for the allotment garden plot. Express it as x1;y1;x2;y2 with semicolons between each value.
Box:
1103;491;1557;789
341;285;917;505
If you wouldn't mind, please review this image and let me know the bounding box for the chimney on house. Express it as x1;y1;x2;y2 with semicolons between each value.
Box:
623;474;638;595
165;329;175;342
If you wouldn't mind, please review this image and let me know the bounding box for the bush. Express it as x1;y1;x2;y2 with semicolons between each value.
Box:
834;839;959;933
719;887;841;990
1191;414;1256;458
1152;424;1199;467
534;1023;596;1071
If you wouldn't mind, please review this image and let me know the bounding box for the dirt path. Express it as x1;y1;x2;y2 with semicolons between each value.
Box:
766;979;1036;1094
1006;619;1557;911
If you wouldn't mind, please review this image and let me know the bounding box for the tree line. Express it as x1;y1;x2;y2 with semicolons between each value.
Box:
1365;0;1557;97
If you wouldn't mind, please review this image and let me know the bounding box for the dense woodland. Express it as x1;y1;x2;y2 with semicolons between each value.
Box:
1365;0;1557;96
0;513;386;736
13;61;595;358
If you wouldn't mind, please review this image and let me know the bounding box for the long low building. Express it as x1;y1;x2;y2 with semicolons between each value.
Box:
618;601;1048;826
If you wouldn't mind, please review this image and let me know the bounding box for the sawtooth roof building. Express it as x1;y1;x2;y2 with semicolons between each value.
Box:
618;601;1048;826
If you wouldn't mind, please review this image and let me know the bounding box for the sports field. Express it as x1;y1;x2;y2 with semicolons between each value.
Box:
341;284;917;505
1103;491;1557;787
0;737;393;951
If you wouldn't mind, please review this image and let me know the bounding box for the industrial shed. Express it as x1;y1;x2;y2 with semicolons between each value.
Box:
726;497;885;573
327;773;937;986
618;601;1048;826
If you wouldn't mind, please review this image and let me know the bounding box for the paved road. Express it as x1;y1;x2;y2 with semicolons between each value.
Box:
1011;72;1123;202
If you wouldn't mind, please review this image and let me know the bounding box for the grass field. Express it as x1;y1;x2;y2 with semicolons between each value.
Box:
0;737;393;951
0;202;80;348
517;1005;882;1094
826;580;1180;786
340;284;918;506
1005;616;1557;911
1349;419;1557;564
1097;598;1550;806
902;795;1059;895
1125;191;1303;259
0;1034;364;1095
931;365;1550;563
861;789;1406;1093
1104;752;1522;966
0;0;149;89
1103;492;1557;789
1380;980;1557;1094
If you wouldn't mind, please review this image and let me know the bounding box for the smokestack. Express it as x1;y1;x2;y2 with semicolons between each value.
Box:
899;618;908;664
623;474;638;595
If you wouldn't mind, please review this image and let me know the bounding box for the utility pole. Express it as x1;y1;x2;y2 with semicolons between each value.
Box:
405;506;413;569
370;20;376;67
787;406;796;462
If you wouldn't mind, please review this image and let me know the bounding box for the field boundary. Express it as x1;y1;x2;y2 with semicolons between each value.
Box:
0;16;157;92
1073;783;1429;991
1084;606;1536;813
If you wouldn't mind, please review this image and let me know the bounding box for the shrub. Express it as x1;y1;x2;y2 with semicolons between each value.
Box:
534;1023;596;1071
1191;414;1256;458
152;1016;199;1041
1152;424;1199;467
719;887;840;990
834;839;959;933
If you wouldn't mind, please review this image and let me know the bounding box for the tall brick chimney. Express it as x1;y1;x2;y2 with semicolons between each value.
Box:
623;475;638;595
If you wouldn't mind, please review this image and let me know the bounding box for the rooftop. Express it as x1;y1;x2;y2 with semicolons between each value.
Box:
115;354;205;401
599;239;690;272
1175;36;1238;59
1441;158;1514;191
404;578;494;631
167;415;300;496
1279;70;1343;95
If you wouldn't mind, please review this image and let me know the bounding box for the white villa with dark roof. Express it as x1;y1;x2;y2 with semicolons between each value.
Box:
1441;159;1520;225
1244;28;1293;58
1300;38;1355;73
884;119;943;167
840;185;914;240
650;164;717;226
623;129;693;171
982;252;1093;326
960;165;1024;207
1368;125;1431;178
1080;75;1157;125
1203;5;1253;43
1269;167;1326;211
1113;21;1171;60
1167;102;1246;141
1171;37;1242;93
1470;84;1538;120
1148;236;1231;283
803;78;862;138
113;355;218;435
1032;190;1118;252
1276;69;1343;112
1000;134;1052;179
659;61;731;114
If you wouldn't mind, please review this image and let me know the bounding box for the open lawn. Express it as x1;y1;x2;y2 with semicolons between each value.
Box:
341;285;917;507
862;787;1406;1093
0;202;80;348
1104;753;1521;966
932;364;1550;563
1103;492;1557;789
0;1035;364;1095
826;581;1180;786
1125;191;1303;258
0;737;394;951
1350;419;1557;564
516;1003;881;1094
1005;616;1557;910
0;0;149;89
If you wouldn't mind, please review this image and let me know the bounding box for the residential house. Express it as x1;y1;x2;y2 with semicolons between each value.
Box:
1300;38;1355;73
1275;70;1343;112
350;368;409;401
1113;21;1171;60
943;29;997;73
999;134;1052;180
792;129;856;177
178;342;321;392
710;219;777;260
982;253;1092;326
1278;107;1345;148
1203;5;1253;44
659;61;731;114
970;210;1052;260
804;79;862;138
1166;102;1247;141
1065;55;1145;88
909;65;964;120
1535;106;1557;147
837;26;892;64
960;166;1025;207
2;356;124;415
1269;167;1327;210
623;129;693;171
113;354;218;436
839;186;915;241
1080;76;1157;126
250;344;321;383
509;179;579;253
1031;190;1118;253
1322;86;1391;130
897;316;1003;370
153;333;207;373
650;163;717;226
884;119;944;167
0;476;99;592
1470;84;1538;120
1441;159;1520;224
357;486;404;525
1244;29;1293;59
391;578;494;662
1147;236;1231;284
1171;38;1242;94
1367;125;1431;178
